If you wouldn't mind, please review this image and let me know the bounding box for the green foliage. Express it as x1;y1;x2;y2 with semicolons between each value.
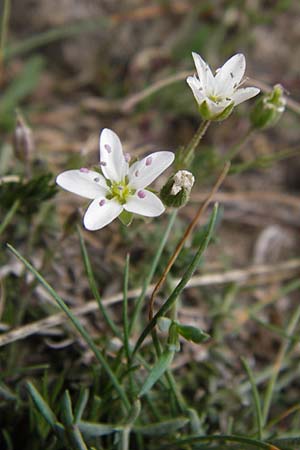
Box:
0;56;45;130
0;174;57;215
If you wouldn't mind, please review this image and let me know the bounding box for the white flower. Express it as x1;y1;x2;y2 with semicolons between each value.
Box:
56;128;174;230
187;52;260;120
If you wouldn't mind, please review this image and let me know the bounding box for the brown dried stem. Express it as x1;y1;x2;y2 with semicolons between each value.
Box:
148;162;230;321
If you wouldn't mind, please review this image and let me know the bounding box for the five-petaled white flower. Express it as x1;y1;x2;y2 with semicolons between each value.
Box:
187;52;260;120
56;128;174;230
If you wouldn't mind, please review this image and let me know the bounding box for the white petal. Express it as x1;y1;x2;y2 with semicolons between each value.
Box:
215;54;246;96
192;52;215;92
186;76;206;105
231;87;260;106
56;169;107;199
83;198;123;230
99;128;128;182
124;190;165;217
128;151;174;189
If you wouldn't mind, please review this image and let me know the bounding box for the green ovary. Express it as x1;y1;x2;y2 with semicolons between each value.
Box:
108;180;135;204
209;94;223;104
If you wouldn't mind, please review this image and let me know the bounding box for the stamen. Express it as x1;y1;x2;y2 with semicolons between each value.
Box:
125;153;131;163
146;156;152;166
100;161;107;166
99;199;105;206
80;167;89;173
118;186;123;191
104;144;112;153
138;190;146;199
94;177;100;182
135;170;139;177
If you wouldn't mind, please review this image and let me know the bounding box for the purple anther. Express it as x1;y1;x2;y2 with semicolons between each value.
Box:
138;190;146;199
100;161;107;166
80;167;89;173
118;186;123;191
125;153;131;163
146;156;152;166
99;199;105;206
135;170;139;177
94;177;100;182
104;144;112;153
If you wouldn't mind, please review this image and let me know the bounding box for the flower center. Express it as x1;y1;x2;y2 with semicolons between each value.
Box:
107;179;135;204
208;94;223;104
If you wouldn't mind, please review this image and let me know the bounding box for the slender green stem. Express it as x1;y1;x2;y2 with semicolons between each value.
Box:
0;198;20;236
177;120;211;169
133;204;218;356
129;210;177;335
262;303;300;425
241;357;263;439
78;228;121;338
0;0;10;70
7;244;131;412
123;254;130;362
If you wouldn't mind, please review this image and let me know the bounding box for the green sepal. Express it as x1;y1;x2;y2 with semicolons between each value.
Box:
176;323;210;344
168;321;180;352
118;210;133;226
198;100;234;121
160;176;189;208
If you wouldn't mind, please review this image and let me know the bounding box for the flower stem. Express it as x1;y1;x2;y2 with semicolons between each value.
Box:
128;210;177;335
176;120;211;169
134;203;219;356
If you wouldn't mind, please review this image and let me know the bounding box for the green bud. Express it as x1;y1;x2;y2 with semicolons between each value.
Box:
199;100;234;121
176;323;210;344
250;84;286;130
160;170;195;208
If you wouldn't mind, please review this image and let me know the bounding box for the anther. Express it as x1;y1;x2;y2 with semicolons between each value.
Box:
135;170;139;177
146;156;152;166
138;190;146;199
104;144;112;153
94;177;100;182
80;167;89;173
99;199;105;206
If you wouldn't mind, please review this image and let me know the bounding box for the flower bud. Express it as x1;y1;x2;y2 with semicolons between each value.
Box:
13;113;34;164
160;170;195;208
250;84;286;130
